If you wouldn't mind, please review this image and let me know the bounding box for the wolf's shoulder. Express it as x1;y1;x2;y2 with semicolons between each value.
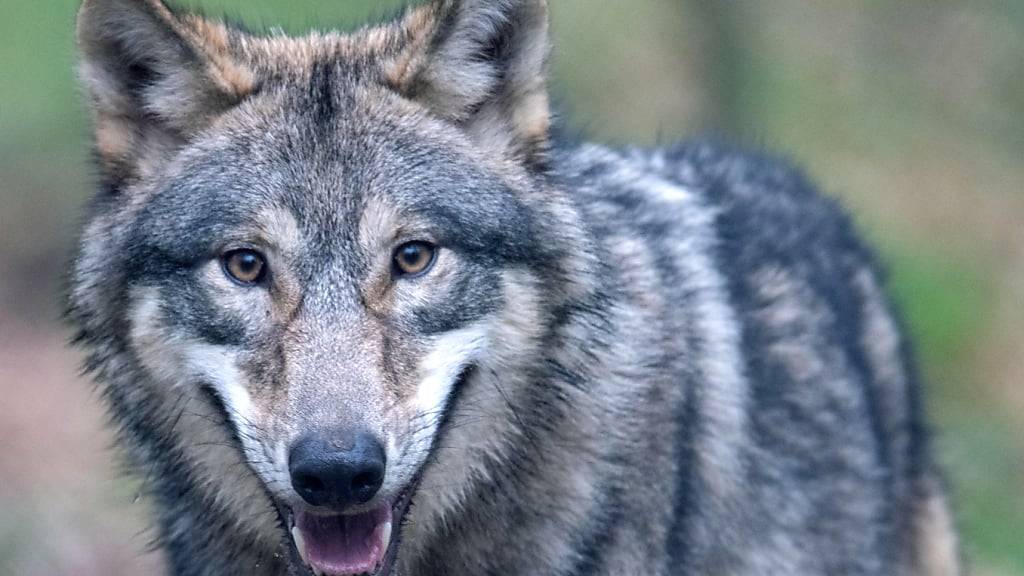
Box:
654;141;870;264
554;139;876;274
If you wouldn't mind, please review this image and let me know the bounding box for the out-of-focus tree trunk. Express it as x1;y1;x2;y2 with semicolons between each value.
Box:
686;1;748;137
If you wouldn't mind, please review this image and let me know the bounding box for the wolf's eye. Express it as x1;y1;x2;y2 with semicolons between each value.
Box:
222;249;267;285
393;242;436;277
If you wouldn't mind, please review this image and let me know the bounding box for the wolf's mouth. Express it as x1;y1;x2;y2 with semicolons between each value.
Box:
290;505;390;576
286;485;415;576
276;364;475;576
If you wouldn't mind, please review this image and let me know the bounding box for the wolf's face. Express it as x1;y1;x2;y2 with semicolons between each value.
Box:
121;105;541;574
71;1;583;574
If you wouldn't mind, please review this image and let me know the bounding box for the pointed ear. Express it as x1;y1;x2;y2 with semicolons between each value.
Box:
76;0;255;185
388;0;551;166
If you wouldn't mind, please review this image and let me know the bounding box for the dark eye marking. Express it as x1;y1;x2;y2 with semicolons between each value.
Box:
392;241;437;278
221;249;268;286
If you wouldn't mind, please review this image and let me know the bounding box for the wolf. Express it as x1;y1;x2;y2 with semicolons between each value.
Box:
68;0;960;574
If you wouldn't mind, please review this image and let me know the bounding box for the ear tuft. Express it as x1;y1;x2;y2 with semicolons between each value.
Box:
76;0;255;184
388;0;551;166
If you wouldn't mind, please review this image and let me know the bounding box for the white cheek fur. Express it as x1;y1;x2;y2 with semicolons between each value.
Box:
128;286;268;477
407;324;489;456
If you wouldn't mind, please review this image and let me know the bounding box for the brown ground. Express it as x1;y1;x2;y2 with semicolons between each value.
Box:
0;316;163;575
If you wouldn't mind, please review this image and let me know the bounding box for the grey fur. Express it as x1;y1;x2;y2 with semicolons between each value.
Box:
68;1;959;575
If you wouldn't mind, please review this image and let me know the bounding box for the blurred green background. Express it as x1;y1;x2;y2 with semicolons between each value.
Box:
1;1;1021;574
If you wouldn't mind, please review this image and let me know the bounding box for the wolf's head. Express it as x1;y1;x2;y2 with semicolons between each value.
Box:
70;1;593;574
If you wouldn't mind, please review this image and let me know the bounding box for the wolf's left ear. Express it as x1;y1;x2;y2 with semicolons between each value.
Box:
76;0;255;185
388;0;551;166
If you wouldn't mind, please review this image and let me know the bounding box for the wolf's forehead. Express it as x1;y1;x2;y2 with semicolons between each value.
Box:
133;82;537;265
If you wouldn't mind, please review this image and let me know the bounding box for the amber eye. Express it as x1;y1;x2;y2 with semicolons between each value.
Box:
393;241;437;277
222;249;267;285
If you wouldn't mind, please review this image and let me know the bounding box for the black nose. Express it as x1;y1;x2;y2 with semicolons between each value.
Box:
288;430;386;509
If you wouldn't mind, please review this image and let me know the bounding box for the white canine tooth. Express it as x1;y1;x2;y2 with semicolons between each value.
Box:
291;525;310;567
381;520;393;553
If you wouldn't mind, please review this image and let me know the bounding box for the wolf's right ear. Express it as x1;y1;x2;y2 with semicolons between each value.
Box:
76;0;255;186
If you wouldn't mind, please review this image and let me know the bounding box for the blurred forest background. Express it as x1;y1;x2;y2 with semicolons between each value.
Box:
1;1;1022;574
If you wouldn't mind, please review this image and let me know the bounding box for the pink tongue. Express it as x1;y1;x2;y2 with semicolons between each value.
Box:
296;507;389;576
